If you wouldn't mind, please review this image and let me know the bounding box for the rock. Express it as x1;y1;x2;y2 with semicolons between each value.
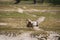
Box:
17;8;24;13
0;32;38;40
19;32;38;40
47;31;60;40
0;23;8;25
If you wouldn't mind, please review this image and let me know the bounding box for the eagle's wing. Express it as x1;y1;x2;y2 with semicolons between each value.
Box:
27;19;32;22
36;16;45;24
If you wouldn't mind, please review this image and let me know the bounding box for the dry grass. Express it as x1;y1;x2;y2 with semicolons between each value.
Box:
0;2;60;34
